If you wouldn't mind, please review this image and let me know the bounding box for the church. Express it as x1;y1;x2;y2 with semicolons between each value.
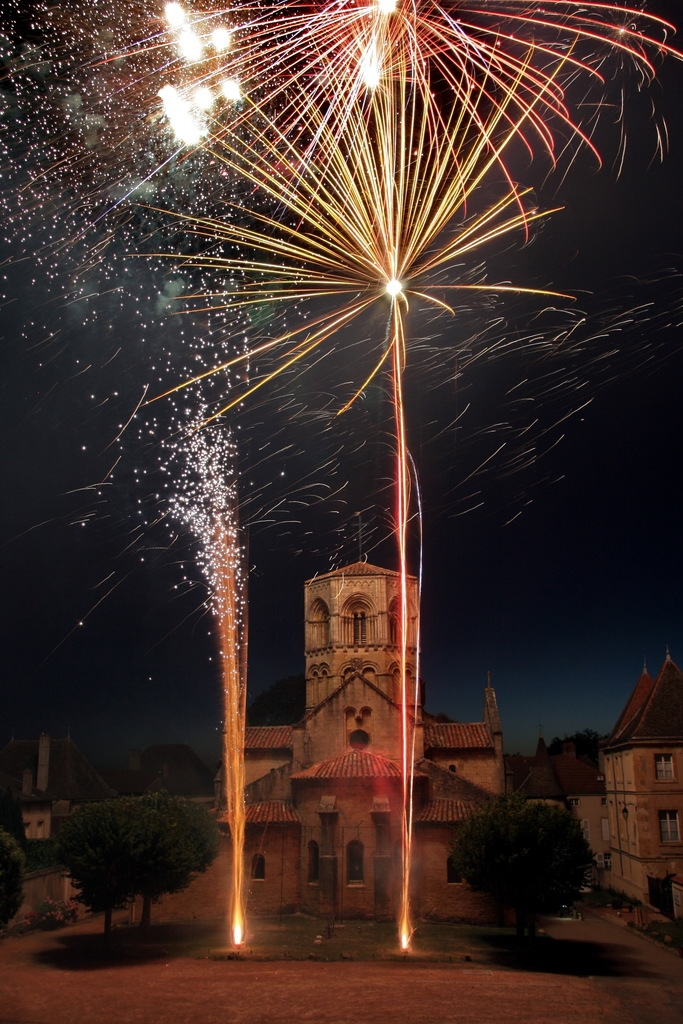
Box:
229;561;505;923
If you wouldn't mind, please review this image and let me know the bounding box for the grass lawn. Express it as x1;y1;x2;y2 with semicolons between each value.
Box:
98;914;523;964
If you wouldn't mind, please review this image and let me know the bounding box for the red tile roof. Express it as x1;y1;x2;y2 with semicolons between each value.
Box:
607;656;683;745
415;799;476;823
551;754;605;796
244;801;301;824
291;749;408;780
609;669;655;743
244;726;293;751
423;722;492;750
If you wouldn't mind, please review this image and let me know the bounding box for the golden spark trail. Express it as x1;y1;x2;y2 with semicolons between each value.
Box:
168;423;248;947
390;295;414;951
214;512;247;948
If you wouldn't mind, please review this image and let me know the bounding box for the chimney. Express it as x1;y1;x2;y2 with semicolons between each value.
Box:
37;734;50;791
128;749;141;772
562;741;577;757
22;768;33;796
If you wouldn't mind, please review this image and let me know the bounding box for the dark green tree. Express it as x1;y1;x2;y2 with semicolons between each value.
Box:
0;828;25;926
56;795;219;939
451;793;592;941
131;792;219;929
0;788;26;850
547;729;607;764
55;797;141;942
247;674;306;726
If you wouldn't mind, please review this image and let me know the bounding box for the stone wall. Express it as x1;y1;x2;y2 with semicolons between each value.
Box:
14;867;77;923
412;827;498;923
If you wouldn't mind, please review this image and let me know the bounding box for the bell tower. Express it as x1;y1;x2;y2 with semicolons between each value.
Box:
303;562;419;712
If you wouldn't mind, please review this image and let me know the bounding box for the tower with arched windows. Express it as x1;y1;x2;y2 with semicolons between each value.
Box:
304;561;418;711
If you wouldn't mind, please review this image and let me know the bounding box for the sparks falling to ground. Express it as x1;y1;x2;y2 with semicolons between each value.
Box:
168;423;247;947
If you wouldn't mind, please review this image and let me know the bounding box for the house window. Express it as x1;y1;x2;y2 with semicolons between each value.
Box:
601;818;610;841
658;810;680;843
568;798;580;807
251;853;265;880
347;839;364;883
655;754;674;781
580;819;590;841
308;840;319;884
447;856;461;884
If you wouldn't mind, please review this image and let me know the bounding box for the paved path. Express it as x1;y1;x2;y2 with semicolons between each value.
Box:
1;910;681;1024
543;909;683;1024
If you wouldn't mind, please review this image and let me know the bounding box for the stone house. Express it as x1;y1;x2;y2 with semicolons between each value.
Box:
98;744;216;804
602;652;683;916
506;737;611;888
0;735;115;838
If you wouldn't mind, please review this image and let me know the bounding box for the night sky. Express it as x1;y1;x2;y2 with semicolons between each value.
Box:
2;2;683;768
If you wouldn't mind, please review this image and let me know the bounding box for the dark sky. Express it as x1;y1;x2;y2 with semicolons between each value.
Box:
1;2;683;767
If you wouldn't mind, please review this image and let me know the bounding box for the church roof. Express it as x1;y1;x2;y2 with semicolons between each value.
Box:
245;726;293;751
423;722;493;750
305;561;411;582
607;654;683;746
244;801;301;824
415;798;477;823
291;749;410;780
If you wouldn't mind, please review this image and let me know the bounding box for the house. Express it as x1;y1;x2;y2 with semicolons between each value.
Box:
0;735;115;838
506;737;611;887
98;744;215;804
155;561;505;924
601;652;683;916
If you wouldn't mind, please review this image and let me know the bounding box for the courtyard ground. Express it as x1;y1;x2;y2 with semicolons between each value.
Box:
1;908;682;1024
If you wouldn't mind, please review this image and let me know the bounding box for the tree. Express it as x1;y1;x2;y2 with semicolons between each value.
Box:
56;794;220;940
55;797;142;942
0;788;26;851
451;793;592;941
131;792;219;929
247;674;306;726
547;729;607;764
0;828;25;926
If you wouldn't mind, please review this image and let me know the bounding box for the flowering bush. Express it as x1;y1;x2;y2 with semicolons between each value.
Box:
23;898;78;931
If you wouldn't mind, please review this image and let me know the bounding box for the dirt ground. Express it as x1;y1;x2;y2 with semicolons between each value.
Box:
1;910;682;1024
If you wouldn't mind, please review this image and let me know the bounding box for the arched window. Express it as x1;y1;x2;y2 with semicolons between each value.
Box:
447;856;461;884
347;839;364;883
308;599;330;648
353;610;367;646
308;840;320;883
251;853;265;880
388;597;400;645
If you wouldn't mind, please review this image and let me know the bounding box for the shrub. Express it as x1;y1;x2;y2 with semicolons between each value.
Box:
23;897;78;931
0;828;25;926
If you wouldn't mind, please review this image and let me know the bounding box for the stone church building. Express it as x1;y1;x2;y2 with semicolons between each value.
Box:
159;561;504;924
